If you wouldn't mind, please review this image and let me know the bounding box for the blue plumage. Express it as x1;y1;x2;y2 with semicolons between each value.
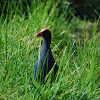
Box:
34;29;58;80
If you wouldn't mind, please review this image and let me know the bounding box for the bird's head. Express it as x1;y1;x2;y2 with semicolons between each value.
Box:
36;28;51;39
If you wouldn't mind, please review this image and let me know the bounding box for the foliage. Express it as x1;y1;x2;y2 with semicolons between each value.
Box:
0;0;100;99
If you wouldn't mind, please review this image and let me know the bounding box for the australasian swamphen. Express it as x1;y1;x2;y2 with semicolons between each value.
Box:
34;29;58;81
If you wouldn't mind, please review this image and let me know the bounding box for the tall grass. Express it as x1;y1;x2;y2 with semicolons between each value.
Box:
0;0;100;99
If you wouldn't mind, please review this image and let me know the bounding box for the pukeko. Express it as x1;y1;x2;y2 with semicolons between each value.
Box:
34;28;58;81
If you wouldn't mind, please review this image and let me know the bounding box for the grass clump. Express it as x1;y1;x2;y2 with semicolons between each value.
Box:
0;0;100;99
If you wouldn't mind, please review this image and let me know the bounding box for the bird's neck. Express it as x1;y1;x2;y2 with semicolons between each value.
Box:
43;38;51;49
41;38;51;57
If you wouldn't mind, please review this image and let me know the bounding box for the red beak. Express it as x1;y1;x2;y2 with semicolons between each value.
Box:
36;32;43;37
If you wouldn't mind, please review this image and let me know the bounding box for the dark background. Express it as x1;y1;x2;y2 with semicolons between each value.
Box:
0;0;100;21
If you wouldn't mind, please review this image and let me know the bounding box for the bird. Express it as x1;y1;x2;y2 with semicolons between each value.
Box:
34;28;58;82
